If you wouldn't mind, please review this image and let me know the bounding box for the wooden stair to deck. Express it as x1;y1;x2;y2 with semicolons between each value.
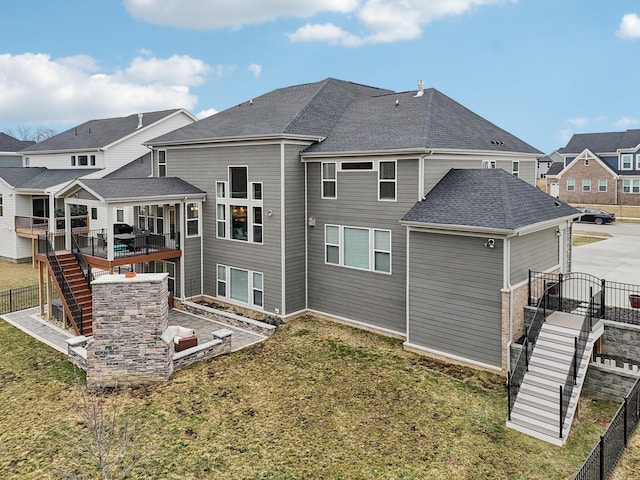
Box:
51;252;93;335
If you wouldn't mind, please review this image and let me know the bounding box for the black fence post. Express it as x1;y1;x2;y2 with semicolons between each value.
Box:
601;279;606;319
507;371;511;421
525;340;529;372
559;272;564;312
573;337;578;384
599;435;605;480
624;398;628;447
559;385;563;439
543;280;547;318
9;289;12;313
528;269;532;306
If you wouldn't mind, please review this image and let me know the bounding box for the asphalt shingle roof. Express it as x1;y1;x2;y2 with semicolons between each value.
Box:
78;177;205;201
402;168;578;231
0;167;99;189
304;89;540;154
0;133;34;152
149;79;392;145
104;153;152;179
560;129;640;154
20;109;181;153
545;162;565;176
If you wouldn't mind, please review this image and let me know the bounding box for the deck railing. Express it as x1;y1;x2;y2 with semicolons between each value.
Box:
73;229;180;260
15;215;88;234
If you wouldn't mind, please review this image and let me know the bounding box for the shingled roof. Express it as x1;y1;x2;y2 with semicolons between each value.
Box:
304;89;540;155
401;169;578;232
560;129;640;154
77;177;205;202
148;79;392;145
0;133;35;152
21;109;183;153
0;167;99;190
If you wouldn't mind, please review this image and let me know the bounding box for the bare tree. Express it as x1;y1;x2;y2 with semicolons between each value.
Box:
3;125;57;142
62;382;136;480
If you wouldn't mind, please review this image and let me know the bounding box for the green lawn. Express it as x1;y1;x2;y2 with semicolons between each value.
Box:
0;260;39;291
0;314;622;479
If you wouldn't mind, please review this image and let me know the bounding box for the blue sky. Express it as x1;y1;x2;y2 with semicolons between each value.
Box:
1;0;639;153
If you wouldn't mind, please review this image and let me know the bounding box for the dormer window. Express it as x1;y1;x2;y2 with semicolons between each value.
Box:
621;154;633;170
482;160;496;169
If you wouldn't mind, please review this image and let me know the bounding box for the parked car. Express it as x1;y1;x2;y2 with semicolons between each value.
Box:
578;208;615;225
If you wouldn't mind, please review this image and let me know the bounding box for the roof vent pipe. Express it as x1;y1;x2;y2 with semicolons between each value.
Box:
137;113;143;129
414;80;424;98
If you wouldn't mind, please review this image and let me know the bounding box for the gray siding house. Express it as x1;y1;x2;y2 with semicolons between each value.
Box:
62;78;578;374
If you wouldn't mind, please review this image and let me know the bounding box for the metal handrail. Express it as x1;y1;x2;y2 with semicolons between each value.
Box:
39;233;84;334
71;233;92;291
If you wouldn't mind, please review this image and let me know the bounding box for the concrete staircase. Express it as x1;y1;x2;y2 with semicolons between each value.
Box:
507;313;603;446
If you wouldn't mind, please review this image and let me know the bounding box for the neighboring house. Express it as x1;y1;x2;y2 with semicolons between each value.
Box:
555;129;640;205
0;109;196;262
53;78;578;374
0;133;34;167
545;162;568;198
537;150;563;178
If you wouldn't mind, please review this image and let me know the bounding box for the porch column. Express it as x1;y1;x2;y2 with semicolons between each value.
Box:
64;201;72;252
105;205;115;261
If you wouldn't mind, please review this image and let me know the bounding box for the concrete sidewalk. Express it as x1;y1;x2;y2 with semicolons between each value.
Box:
1;307;267;355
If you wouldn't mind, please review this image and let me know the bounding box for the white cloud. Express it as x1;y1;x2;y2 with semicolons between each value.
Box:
248;63;262;78
617;13;640;39
615;117;640;128
568;117;589;127
124;0;512;45
123;0;359;30
196;108;218;119
0;53;207;125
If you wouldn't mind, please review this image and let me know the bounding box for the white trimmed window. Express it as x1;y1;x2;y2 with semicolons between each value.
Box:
379;161;396;200
116;209;124;223
322;162;337;198
217;264;264;308
623;179;640;193
482;160;496;169
186;202;200;237
216;167;263;243
567;179;575;191
325;225;391;274
512;161;519;177
582;179;591;192
24;157;29;166
598;179;607;192
621;154;633;170
158;150;167;177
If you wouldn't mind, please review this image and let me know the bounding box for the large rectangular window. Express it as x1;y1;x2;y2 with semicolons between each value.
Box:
325;225;391;274
217;264;264;308
482;160;496;169
623;179;640;193
322;162;337;199
217;168;262;243
379;161;396;200
230;166;248;198
582;179;591;192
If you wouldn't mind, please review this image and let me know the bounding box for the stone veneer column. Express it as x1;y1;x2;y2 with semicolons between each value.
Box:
87;272;172;387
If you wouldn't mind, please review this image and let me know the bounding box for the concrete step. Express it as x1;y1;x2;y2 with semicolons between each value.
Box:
509;411;562;438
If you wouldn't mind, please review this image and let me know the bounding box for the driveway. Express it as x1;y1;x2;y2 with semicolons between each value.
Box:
572;221;640;285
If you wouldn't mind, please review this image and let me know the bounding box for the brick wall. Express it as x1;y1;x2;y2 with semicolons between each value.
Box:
559;158;617;204
87;273;172;387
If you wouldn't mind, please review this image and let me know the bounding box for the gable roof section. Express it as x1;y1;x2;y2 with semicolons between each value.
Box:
0;167;47;188
21;109;184;153
0;133;35;152
401;169;578;233
545;162;565;176
104;153;152;179
558;149;619;178
560;129;640;154
147;79;393;145
74;178;205;202
304;89;541;155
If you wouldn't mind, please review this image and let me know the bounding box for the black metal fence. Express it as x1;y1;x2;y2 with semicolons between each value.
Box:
0;285;40;315
573;375;640;479
529;271;640;325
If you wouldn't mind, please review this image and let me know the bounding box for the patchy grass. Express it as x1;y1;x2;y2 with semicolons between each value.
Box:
0;260;39;290
0;315;624;479
573;230;612;247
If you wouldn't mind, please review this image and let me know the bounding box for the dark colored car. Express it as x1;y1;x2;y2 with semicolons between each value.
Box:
578;208;615;225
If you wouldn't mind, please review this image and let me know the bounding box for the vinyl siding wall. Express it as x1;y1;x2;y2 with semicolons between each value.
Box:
407;232;503;368
306;159;419;334
423;155;537;194
166;144;284;314
182;235;201;298
0;184;19;260
510;228;559;285
284;144;307;314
